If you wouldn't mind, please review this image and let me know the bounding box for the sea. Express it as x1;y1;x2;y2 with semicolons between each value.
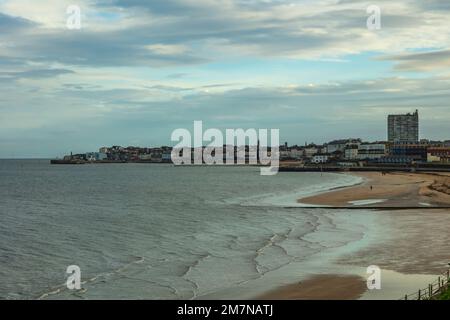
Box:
0;159;383;299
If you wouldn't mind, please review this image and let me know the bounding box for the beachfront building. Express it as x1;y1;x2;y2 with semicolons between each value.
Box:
326;140;347;154
325;138;361;154
387;110;419;143
357;143;387;160
427;147;450;163
390;144;428;163
344;145;359;160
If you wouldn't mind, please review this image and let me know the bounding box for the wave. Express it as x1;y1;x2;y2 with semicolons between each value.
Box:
221;173;364;208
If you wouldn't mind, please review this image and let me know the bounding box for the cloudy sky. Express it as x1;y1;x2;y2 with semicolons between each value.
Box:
1;0;450;158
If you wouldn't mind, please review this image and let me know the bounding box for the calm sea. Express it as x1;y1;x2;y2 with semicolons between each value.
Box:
0;160;380;299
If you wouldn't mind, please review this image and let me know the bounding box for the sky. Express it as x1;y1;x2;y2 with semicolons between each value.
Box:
1;0;450;158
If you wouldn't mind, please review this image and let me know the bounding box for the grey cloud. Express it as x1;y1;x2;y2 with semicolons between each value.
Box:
417;0;450;11
107;0;209;15
0;56;26;67
379;50;450;71
0;12;37;31
13;31;208;67
0;68;75;80
144;84;192;92
166;73;189;79
62;83;103;90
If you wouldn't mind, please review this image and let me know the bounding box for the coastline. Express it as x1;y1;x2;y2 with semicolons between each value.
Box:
256;171;450;300
298;171;450;208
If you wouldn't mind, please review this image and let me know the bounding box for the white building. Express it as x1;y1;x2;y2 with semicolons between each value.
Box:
326;141;347;154
326;139;361;154
358;143;386;160
344;147;359;160
304;147;319;158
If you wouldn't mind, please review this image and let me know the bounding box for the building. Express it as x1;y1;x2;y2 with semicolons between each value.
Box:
162;153;172;162
379;144;428;164
391;144;427;163
388;110;419;143
85;152;107;161
344;144;360;160
427;147;450;163
280;150;293;160
326;140;347;154
358;143;387;160
289;147;304;160
99;147;110;154
326;139;361;154
303;146;319;159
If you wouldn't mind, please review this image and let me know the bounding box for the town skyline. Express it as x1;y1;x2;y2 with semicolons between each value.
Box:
50;109;450;166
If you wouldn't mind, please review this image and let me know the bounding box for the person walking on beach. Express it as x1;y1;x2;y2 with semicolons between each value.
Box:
370;185;373;191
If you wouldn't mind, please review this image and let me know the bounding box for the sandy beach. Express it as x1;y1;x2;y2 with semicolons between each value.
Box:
299;171;450;207
257;275;367;300
257;171;450;300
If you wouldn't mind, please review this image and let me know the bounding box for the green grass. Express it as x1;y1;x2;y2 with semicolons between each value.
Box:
436;287;450;300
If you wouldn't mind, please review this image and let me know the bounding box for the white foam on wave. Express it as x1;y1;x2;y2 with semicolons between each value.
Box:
224;173;364;208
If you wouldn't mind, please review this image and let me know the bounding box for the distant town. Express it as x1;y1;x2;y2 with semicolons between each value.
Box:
52;110;450;168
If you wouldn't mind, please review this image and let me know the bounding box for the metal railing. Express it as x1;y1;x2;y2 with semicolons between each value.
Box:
402;269;450;300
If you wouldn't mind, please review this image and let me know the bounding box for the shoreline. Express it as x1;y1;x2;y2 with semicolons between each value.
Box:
298;171;450;208
256;171;450;300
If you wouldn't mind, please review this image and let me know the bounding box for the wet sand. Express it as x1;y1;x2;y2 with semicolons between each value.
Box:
257;275;367;300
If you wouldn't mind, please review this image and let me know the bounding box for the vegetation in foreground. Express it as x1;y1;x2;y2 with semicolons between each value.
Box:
436;287;450;300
